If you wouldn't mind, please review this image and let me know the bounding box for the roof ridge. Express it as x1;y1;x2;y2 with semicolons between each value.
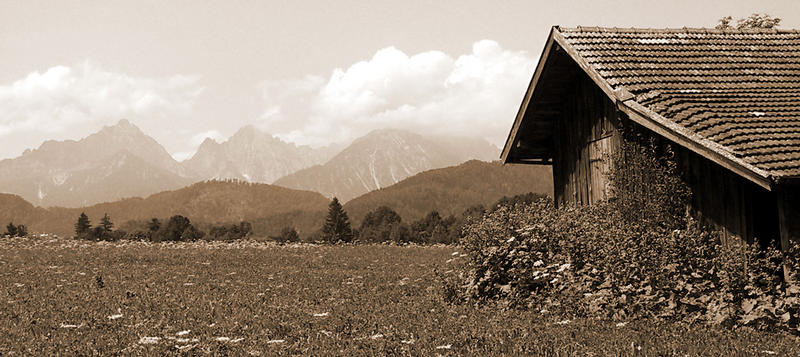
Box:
560;26;800;34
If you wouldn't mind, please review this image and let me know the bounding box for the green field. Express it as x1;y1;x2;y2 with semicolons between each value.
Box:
2;238;799;355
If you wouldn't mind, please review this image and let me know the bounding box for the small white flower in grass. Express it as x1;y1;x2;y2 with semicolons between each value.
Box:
176;330;190;336
107;314;123;320
616;322;628;327
216;337;230;342
267;339;285;344
313;312;329;317
555;320;571;325
436;344;452;350
175;344;195;351
138;336;161;345
371;333;383;340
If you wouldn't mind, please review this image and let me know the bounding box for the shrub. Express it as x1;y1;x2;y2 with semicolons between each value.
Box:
456;135;800;333
206;221;252;241
153;215;193;242
6;222;18;237
5;222;25;237
359;206;403;243
272;226;300;244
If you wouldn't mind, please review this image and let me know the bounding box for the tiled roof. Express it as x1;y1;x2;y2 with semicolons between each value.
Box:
559;27;800;178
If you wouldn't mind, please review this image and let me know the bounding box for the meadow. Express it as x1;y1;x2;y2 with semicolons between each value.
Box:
2;237;800;356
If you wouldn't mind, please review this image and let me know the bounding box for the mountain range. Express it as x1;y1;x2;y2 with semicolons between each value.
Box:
183;125;341;183
273;129;499;201
0;120;500;207
0;120;193;207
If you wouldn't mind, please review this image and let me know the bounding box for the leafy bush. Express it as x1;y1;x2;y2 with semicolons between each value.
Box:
271;226;300;244
206;222;252;241
456;136;800;333
153;215;199;242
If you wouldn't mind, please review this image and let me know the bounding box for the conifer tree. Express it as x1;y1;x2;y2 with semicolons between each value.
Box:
321;197;354;243
6;222;17;237
15;224;27;237
74;213;91;237
147;218;161;232
99;213;114;232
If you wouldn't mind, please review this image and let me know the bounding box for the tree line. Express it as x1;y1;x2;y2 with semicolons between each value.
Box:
3;222;28;237
73;213;252;242
311;193;547;245
66;192;545;244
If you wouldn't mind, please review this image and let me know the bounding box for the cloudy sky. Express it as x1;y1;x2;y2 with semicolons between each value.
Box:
1;0;798;161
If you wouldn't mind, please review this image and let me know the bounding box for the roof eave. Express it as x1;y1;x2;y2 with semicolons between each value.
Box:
618;99;773;191
500;26;559;164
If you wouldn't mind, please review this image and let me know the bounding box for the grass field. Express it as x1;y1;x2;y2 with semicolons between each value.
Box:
2;238;799;355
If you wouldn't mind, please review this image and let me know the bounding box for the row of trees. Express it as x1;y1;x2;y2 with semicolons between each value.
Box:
314;193;546;244
74;213;252;242
4;222;28;237
69;192;545;244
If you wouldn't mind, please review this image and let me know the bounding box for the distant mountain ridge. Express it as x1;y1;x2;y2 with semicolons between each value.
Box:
0;119;193;207
183;125;341;183
0;120;503;208
273;129;499;201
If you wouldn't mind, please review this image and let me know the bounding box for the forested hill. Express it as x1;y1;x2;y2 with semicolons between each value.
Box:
0;180;330;238
343;160;552;225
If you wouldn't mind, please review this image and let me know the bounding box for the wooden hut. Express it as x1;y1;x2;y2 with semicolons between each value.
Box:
502;26;800;249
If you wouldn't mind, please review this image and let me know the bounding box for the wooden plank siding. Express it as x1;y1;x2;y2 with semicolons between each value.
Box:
778;184;800;250
675;145;779;247
552;71;620;208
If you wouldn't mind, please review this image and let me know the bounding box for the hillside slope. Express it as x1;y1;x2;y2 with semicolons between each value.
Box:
0;181;330;238
343;160;552;225
274;129;499;201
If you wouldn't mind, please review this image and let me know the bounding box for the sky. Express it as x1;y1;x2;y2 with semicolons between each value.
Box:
1;0;798;161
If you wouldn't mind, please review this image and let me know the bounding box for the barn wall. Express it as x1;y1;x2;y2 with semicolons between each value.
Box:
675;146;778;246
552;72;621;207
778;184;800;249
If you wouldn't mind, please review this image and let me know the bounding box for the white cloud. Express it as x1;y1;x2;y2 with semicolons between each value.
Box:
0;61;204;158
257;40;536;147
